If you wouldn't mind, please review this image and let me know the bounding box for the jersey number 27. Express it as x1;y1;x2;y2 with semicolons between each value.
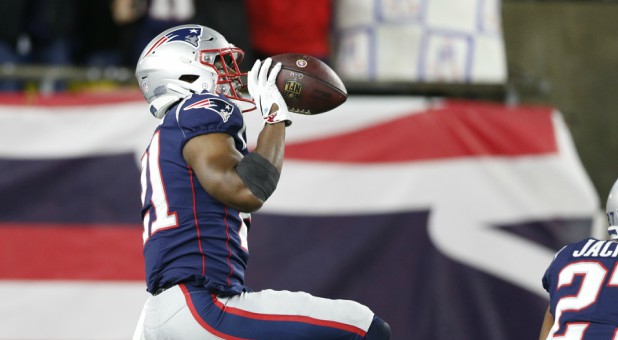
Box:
549;260;618;339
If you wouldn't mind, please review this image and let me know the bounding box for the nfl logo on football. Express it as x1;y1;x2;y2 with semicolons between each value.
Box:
283;80;302;99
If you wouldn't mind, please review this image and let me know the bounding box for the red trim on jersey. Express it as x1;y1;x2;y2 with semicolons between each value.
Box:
188;167;207;277
285;100;557;163
180;284;248;340
223;206;234;286
147;132;179;238
609;262;618;287
0;223;143;280
210;293;367;336
551;322;590;339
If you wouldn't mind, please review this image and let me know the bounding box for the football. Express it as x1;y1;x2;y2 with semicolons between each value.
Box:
270;53;347;115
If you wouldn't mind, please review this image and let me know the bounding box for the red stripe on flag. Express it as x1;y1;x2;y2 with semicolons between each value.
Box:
0;223;144;280
0;91;143;106
285;101;557;163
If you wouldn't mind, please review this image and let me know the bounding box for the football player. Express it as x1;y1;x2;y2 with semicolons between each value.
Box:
538;178;618;339
131;24;390;339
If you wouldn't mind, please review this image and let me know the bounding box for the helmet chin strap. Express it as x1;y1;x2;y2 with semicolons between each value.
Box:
149;84;193;119
148;72;218;119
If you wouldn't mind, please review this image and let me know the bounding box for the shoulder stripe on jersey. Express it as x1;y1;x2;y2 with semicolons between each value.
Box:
175;96;190;138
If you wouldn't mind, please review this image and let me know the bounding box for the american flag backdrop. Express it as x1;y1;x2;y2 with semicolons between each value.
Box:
0;93;599;339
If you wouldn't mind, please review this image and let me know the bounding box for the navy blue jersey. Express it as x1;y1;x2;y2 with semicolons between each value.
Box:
140;92;251;295
542;238;618;339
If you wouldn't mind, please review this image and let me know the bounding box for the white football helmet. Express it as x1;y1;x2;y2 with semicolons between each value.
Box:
135;24;253;118
607;178;618;239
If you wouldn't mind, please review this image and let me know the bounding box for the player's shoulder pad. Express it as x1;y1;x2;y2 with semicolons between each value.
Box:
553;237;597;261
179;92;238;123
552;245;568;260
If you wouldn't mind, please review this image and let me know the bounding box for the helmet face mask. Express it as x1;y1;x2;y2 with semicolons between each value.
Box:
199;47;248;106
136;25;253;118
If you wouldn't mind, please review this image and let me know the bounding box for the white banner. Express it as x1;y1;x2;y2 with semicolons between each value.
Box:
333;0;507;83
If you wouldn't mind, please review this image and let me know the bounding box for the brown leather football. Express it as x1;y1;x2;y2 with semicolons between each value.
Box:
270;53;347;115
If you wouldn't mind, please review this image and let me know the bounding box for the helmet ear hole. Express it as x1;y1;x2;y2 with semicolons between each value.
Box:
179;74;199;83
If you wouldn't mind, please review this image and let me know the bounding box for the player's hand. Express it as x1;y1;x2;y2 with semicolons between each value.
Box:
247;58;291;126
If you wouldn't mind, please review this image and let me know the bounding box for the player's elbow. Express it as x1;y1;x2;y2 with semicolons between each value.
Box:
230;194;264;213
206;179;266;212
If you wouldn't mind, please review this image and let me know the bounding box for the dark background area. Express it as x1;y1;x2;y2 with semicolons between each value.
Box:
502;1;618;202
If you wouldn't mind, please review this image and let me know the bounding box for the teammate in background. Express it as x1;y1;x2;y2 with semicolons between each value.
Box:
538;178;618;339
131;24;390;339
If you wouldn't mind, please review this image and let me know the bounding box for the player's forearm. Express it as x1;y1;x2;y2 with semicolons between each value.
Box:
253;122;286;172
538;306;553;340
230;122;286;208
206;174;265;212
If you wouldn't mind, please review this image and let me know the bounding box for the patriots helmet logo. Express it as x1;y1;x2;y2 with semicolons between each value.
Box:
184;97;234;123
143;27;203;57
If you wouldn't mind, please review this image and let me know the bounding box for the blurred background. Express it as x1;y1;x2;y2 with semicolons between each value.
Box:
1;0;616;201
0;0;615;339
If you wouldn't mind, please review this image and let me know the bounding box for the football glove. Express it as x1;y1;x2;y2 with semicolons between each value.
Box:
247;58;292;126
